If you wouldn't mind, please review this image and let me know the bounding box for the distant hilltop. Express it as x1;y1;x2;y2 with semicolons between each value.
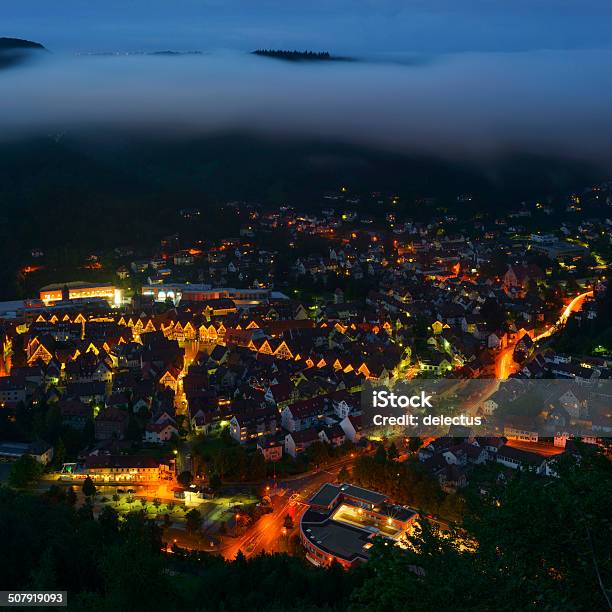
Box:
252;49;334;61
0;37;46;51
0;37;46;69
149;50;202;56
77;49;204;57
79;50;204;57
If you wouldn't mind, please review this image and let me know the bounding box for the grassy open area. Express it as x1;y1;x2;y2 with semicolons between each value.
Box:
98;494;187;521
92;490;258;534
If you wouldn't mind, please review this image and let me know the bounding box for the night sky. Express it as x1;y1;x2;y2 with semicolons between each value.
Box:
4;0;612;54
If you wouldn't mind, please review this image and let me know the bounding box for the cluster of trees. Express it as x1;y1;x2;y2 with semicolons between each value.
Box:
0;486;167;609
252;49;332;61
303;439;356;468
192;433;268;484
351;445;464;521
8;454;44;488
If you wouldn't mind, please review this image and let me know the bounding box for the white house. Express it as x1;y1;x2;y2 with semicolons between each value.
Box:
496;445;547;474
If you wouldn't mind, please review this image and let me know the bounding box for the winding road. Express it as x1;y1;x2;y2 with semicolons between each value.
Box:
496;290;593;381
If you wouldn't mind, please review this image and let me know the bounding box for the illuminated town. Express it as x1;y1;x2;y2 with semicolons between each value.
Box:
1;184;610;567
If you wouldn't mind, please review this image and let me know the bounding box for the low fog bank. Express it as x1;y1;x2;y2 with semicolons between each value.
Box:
1;49;612;167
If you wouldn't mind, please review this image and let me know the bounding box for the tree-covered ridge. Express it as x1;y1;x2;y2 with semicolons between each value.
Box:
252;49;332;61
0;134;601;300
0;37;46;51
0;37;46;69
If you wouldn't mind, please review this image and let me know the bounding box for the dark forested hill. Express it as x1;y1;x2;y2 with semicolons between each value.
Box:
0;37;46;69
0;37;46;51
253;49;333;61
0;132;604;298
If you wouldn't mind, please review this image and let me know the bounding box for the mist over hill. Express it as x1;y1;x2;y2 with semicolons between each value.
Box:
1;49;612;168
0;36;45;68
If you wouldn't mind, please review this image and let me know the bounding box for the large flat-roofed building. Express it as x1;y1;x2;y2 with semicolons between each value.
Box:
40;282;120;305
308;482;387;511
300;482;418;568
529;238;589;262
141;283;287;307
